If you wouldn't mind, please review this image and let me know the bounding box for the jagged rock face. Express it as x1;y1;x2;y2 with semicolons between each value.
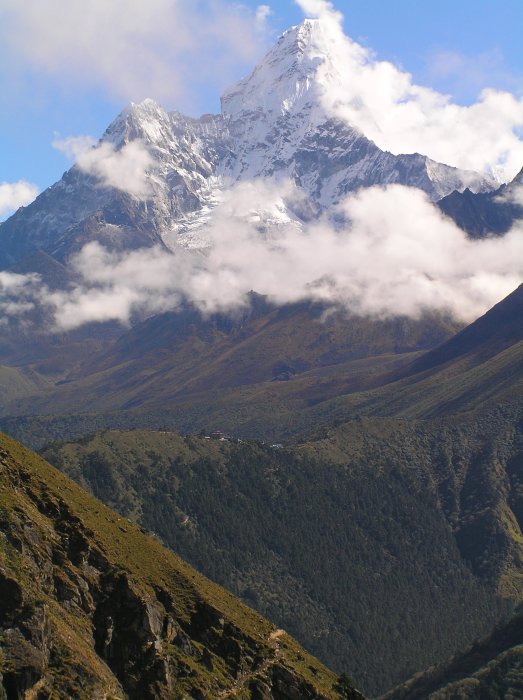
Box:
438;167;523;238
0;435;361;699
0;20;496;270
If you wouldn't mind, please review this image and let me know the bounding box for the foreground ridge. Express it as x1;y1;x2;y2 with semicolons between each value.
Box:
0;432;363;699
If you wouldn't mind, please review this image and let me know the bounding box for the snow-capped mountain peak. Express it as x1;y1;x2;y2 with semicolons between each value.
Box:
103;98;172;148
0;20;499;270
222;19;337;123
217;19;494;199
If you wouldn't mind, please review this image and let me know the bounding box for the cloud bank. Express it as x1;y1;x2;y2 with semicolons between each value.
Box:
20;180;521;331
0;181;39;218
294;0;523;182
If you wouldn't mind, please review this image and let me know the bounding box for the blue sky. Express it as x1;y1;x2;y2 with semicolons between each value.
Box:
1;0;522;217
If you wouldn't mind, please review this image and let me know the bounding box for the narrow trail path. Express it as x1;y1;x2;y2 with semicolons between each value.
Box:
216;629;286;699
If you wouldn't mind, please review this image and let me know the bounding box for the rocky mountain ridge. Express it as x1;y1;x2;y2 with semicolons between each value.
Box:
438;166;523;238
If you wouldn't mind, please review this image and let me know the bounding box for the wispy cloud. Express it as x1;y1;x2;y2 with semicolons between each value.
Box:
0;181;39;219
495;183;523;208
256;5;273;30
294;0;523;182
53;137;154;198
425;48;523;102
52;135;97;159
295;0;342;24
0;270;41;321
0;0;273;109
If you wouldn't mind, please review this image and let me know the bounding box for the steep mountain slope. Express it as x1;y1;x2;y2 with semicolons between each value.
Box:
0;298;460;418
0;21;494;271
0;431;362;700
0;249;121;377
405;283;523;373
157;281;523;433
41;426;515;696
4;288;523;441
438;167;523;238
1;282;522;450
294;283;523;423
0;365;51;407
382;606;523;699
10;250;70;289
0;163;165;270
351;284;523;419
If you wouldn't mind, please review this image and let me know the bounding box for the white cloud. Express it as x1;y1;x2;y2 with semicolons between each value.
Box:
0;181;39;218
256;5;273;30
183;181;523;321
76;141;154;198
294;0;342;24
0;270;42;318
53;138;154;198
38;180;523;330
52;135;97;159
0;270;39;293
0;0;272;109
47;243;186;329
293;1;523;182
495;183;523;208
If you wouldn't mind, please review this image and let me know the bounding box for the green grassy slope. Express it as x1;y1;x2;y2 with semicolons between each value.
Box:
0;431;362;700
0;365;51;406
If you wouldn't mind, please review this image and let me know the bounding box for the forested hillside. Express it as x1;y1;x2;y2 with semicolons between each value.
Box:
383;605;523;699
42;414;523;695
